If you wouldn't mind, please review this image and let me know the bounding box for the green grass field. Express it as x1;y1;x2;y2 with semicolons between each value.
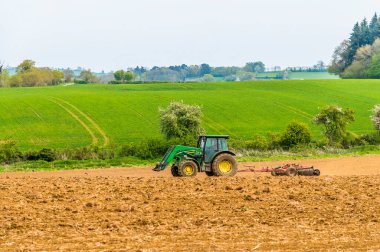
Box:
288;72;339;80
0;79;379;151
255;71;339;80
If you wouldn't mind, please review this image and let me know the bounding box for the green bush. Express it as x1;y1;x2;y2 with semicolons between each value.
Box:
54;146;116;161
134;139;168;159
280;121;311;149
244;135;269;150
0;140;22;164
25;148;56;162
359;133;380;145
341;132;366;148
314;138;329;148
267;133;282;150
119;143;136;157
74;79;88;84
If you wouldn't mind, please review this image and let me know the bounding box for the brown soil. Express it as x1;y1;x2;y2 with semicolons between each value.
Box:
0;155;379;251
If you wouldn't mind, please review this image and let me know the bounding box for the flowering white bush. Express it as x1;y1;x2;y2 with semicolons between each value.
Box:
371;105;380;131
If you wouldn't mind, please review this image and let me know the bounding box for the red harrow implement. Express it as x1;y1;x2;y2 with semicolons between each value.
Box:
239;163;320;177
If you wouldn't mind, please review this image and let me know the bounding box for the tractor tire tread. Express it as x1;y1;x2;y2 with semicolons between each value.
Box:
212;153;238;177
178;160;198;177
171;165;180;177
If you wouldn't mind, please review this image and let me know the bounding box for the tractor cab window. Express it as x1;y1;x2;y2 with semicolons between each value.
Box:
218;138;228;151
198;137;205;149
204;138;218;162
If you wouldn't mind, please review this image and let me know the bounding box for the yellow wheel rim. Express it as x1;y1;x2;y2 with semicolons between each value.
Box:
219;160;233;174
183;165;194;176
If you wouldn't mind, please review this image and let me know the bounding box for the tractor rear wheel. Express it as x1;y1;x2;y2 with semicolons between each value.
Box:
171;165;180;177
178;160;198;177
212;154;238;177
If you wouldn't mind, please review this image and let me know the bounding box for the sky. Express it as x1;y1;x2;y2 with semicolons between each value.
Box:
1;0;380;71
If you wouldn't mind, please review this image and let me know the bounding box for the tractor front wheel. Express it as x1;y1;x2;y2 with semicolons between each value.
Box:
212;154;238;177
171;165;180;177
178;160;198;177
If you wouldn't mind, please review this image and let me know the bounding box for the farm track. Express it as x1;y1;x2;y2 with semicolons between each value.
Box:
48;98;99;145
274;101;314;119
48;97;109;147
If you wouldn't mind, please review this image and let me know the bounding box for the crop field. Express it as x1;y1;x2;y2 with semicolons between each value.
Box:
0;79;379;150
0;155;379;251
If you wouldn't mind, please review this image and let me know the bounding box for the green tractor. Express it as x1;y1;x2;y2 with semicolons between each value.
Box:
153;135;238;177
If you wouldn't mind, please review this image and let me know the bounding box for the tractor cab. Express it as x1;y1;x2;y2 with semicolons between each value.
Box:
197;135;230;163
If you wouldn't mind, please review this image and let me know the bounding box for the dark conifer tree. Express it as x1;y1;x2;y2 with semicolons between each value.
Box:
369;13;380;41
360;18;371;45
348;22;362;64
329;13;380;77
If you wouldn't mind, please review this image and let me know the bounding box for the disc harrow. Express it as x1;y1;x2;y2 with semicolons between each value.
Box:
239;163;320;177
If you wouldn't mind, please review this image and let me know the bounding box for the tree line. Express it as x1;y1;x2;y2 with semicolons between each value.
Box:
0;60;268;87
125;61;266;83
329;13;380;78
0;58;330;87
0;60;64;87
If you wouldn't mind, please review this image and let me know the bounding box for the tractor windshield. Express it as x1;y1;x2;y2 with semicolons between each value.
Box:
204;138;218;162
218;138;228;151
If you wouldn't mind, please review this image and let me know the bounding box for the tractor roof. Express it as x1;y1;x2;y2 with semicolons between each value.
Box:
199;135;230;139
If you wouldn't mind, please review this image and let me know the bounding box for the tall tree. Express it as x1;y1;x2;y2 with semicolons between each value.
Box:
133;66;147;81
244;62;265;73
348;22;362;65
369;13;380;41
123;72;134;81
199;64;212;76
79;70;99;83
16;60;35;73
360;19;371;45
186;65;200;78
314;105;355;146
114;70;126;81
63;69;74;83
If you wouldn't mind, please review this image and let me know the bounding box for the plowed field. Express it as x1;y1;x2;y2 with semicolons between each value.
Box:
0;156;379;251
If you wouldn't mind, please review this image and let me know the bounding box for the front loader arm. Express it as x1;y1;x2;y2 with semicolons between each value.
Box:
153;145;201;171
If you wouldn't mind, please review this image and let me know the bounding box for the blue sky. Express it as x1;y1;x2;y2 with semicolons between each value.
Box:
1;0;380;71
